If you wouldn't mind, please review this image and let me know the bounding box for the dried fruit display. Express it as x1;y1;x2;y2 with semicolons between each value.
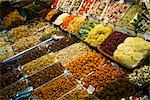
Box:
103;2;130;22
13;36;41;54
0;60;19;75
32;76;77;100
66;17;85;34
0;45;14;61
22;53;56;76
53;13;70;25
53;0;59;7
78;21;96;40
27;63;64;89
1;79;26;100
113;37;150;68
89;0;108;19
18;47;47;65
0;34;9;47
62;0;74;11
81;63;135;99
60;87;99;100
71;0;83;12
115;4;139;30
48;36;78;52
79;0;95;15
7;25;33;42
66;51;107;80
57;0;66;8
0;69;23;88
56;42;91;66
98;32;128;56
61;15;75;30
128;65;150;87
85;24;112;47
3;9;24;29
45;9;59;21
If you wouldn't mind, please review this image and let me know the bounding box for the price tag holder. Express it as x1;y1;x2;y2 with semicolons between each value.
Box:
87;85;95;94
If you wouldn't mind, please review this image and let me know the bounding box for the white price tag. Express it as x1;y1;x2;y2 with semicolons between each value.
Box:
119;0;124;3
87;85;95;94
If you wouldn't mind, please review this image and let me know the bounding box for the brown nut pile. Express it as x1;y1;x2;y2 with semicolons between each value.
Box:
48;36;78;52
27;63;64;89
32;75;77;100
56;42;91;66
13;36;41;54
22;53;56;76
0;69;23;89
81;63;135;99
3;9;24;29
60;87;99;100
66;51;107;80
1;79;26;100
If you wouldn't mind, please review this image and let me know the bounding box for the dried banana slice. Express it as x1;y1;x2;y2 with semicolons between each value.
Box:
132;52;144;61
124;37;134;44
123;55;136;67
133;43;143;51
123;47;134;55
132;37;144;43
142;41;150;50
117;43;126;51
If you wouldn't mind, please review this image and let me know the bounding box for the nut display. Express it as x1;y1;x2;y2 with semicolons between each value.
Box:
113;37;150;68
0;34;9;47
78;21;96;40
0;45;14;61
66;17;85;34
22;53;56;76
103;2;130;22
60;87;99;100
71;0;83;12
48;36;78;52
89;0;107;19
81;63;135;99
7;25;33;42
85;24;112;47
128;65;150;87
98;32;128;56
66;51;107;80
1;79;26;100
32;75;77;100
53;13;70;25
27;63;64;89
18;47;47;65
56;42;91;66
61;15;75;30
3;9;24;29
79;0;95;15
45;9;59;21
0;69;23;89
13;36;41;54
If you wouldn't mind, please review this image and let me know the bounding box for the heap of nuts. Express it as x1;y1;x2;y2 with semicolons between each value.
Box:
66;51;107;80
56;42;91;66
128;65;150;87
27;63;64;89
1;79;27;100
22;53;56;76
81;63;134;99
32;75;77;100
